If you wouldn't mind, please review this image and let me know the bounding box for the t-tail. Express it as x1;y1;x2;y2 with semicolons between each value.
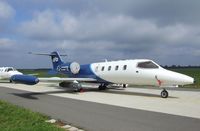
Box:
28;51;67;71
50;51;64;70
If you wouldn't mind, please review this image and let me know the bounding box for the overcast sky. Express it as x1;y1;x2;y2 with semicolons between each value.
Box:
0;0;200;68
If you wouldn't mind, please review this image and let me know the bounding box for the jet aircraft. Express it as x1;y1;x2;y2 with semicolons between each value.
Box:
11;51;194;98
0;67;23;82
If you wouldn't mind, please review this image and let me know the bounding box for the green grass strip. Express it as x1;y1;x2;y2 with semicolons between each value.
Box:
0;100;65;131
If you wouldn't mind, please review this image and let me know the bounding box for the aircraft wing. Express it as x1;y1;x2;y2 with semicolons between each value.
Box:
10;75;97;85
39;77;97;83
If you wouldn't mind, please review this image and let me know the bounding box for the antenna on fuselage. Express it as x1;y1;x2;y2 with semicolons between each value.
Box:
104;59;108;62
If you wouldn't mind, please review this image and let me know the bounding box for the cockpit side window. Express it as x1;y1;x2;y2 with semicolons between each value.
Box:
137;61;159;69
7;68;13;72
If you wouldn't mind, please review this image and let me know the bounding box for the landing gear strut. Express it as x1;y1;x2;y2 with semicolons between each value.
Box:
98;84;107;90
161;89;168;98
123;84;127;88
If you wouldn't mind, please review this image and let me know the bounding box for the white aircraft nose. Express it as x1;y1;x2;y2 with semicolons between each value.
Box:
176;73;194;85
160;70;194;86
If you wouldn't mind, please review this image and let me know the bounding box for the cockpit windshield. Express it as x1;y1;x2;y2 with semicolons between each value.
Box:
137;61;159;69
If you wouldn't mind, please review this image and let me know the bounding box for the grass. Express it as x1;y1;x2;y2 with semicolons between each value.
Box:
0;100;65;131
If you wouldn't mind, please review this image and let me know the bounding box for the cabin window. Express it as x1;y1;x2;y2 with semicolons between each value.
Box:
101;66;105;71
108;66;111;71
115;65;119;70
123;65;127;70
137;61;159;69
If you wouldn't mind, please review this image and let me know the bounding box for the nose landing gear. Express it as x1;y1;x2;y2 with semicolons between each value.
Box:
161;89;168;98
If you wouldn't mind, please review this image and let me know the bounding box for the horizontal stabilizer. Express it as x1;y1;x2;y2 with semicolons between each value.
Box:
28;52;67;56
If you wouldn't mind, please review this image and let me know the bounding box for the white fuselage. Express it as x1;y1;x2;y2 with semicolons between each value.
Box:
90;59;194;86
0;67;23;80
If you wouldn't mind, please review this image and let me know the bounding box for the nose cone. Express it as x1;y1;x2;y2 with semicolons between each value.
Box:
160;69;194;86
176;73;194;85
14;71;23;76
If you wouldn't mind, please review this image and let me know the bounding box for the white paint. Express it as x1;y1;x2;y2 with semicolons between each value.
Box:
90;59;194;86
62;125;72;129
0;67;23;80
45;119;56;123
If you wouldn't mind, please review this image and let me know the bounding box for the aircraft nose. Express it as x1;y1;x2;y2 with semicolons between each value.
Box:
163;70;194;86
179;74;194;85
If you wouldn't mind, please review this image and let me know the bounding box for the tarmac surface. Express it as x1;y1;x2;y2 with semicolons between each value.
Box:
0;82;200;131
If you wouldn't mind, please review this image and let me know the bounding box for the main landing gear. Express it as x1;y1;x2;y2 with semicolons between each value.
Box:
123;84;127;88
98;84;107;90
161;89;168;98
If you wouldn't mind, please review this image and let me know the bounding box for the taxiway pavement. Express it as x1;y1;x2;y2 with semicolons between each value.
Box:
0;82;200;131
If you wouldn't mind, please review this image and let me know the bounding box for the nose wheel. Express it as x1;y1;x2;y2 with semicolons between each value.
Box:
161;89;168;98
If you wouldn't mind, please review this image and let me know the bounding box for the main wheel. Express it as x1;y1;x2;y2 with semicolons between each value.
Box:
123;84;127;88
75;88;84;92
98;84;107;90
161;89;168;98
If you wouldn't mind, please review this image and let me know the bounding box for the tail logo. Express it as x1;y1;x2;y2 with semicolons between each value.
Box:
52;57;59;63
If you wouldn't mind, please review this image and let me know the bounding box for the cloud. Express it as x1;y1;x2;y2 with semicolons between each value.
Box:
18;10;200;53
0;1;15;23
0;38;16;54
92;0;200;25
0;38;14;47
1;0;200;68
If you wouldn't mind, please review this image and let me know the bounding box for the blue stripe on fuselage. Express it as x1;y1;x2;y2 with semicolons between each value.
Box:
59;64;111;84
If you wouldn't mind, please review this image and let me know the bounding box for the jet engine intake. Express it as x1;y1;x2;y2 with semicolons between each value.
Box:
70;62;80;74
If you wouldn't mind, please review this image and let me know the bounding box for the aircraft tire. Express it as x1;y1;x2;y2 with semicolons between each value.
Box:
161;89;168;98
74;88;83;92
98;84;107;90
123;84;127;88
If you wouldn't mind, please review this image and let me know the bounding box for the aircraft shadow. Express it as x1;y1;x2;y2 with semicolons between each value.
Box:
81;87;178;98
11;90;76;100
54;84;173;98
11;86;178;100
0;81;10;83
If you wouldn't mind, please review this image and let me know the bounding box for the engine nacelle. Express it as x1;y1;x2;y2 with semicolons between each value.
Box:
59;81;82;91
58;62;80;74
11;75;39;85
